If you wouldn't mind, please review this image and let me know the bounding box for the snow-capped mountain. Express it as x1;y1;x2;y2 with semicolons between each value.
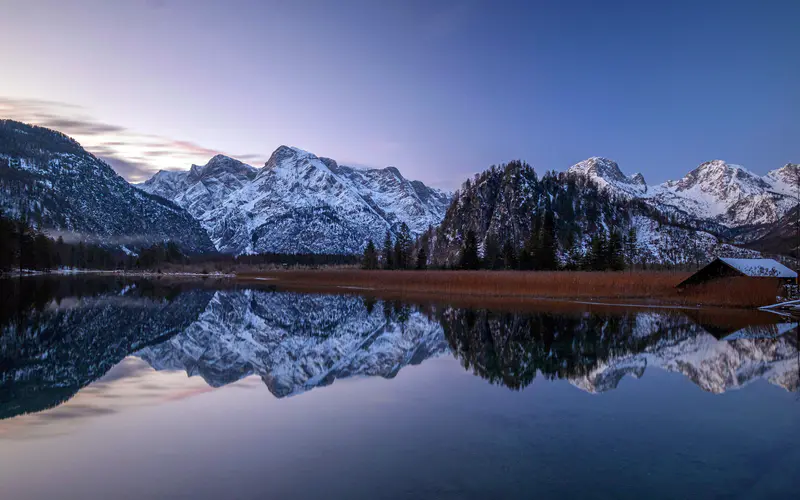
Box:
138;146;451;255
0;120;214;252
138;154;258;233
650;160;796;227
136;290;449;397
569;157;798;229
567;157;648;198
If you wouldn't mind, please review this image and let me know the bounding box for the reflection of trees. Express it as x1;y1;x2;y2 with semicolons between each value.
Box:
0;279;213;420
0;276;198;334
439;308;700;390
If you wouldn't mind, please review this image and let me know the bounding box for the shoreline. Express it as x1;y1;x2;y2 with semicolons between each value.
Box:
234;269;782;310
3;268;786;310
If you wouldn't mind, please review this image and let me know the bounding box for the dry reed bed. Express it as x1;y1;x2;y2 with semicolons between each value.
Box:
236;270;782;308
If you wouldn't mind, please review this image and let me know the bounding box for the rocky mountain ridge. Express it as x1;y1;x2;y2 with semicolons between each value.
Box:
568;157;798;229
139;146;451;255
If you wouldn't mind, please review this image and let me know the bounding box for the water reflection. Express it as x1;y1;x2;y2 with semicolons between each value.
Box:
1;277;798;423
136;291;447;397
0;277;214;419
441;308;799;394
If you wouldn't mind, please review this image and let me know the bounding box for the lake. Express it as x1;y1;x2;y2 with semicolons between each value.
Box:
1;276;799;499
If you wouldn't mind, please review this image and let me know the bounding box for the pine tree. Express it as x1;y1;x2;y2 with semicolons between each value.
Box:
415;246;427;270
393;239;403;270
518;247;532;270
525;213;542;270
0;211;18;272
501;240;517;270
17;219;35;271
459;230;480;270
362;239;378;270
538;209;558;270
483;234;500;270
382;230;394;270
588;232;608;271
625;226;638;270
394;222;412;269
608;229;625;271
33;234;53;271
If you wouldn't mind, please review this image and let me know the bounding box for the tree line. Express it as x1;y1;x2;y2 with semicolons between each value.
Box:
0;210;361;273
362;222;429;270
362;215;639;272
0;211;191;273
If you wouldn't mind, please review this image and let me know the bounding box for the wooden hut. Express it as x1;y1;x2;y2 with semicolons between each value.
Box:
677;258;797;288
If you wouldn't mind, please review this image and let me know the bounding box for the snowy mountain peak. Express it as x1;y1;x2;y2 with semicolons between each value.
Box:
264;145;314;168
671;160;766;192
648;159;796;227
567;157;647;197
767;163;800;187
189;154;256;181
384;166;404;179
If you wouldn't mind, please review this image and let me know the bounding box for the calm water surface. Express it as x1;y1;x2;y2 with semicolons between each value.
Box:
1;277;799;499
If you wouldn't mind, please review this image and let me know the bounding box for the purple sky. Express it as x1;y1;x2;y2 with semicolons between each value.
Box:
1;0;798;188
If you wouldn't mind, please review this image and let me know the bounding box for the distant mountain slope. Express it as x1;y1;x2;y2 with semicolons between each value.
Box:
0;120;214;252
569;158;798;230
745;205;800;257
138;146;451;254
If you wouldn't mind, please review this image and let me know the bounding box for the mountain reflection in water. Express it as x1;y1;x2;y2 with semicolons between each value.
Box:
1;276;798;422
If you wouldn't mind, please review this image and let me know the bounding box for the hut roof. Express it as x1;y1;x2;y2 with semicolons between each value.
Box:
718;258;797;278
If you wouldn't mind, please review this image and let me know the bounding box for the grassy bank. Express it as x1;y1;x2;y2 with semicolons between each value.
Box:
236;270;782;308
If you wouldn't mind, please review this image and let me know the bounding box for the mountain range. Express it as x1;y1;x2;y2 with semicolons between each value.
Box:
0;119;797;260
428;159;763;267
138;146;450;254
568;157;799;230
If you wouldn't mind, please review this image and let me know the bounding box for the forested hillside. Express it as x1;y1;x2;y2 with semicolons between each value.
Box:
415;161;758;270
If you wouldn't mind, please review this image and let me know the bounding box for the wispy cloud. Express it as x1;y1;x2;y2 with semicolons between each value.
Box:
0;97;269;182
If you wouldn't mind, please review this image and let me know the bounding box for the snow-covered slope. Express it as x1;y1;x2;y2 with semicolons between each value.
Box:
570;157;798;229
138;154;257;233
649;160;796;227
139;147;450;255
0;120;214;252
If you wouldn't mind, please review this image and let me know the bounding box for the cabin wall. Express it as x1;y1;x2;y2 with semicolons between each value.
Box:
678;261;741;287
